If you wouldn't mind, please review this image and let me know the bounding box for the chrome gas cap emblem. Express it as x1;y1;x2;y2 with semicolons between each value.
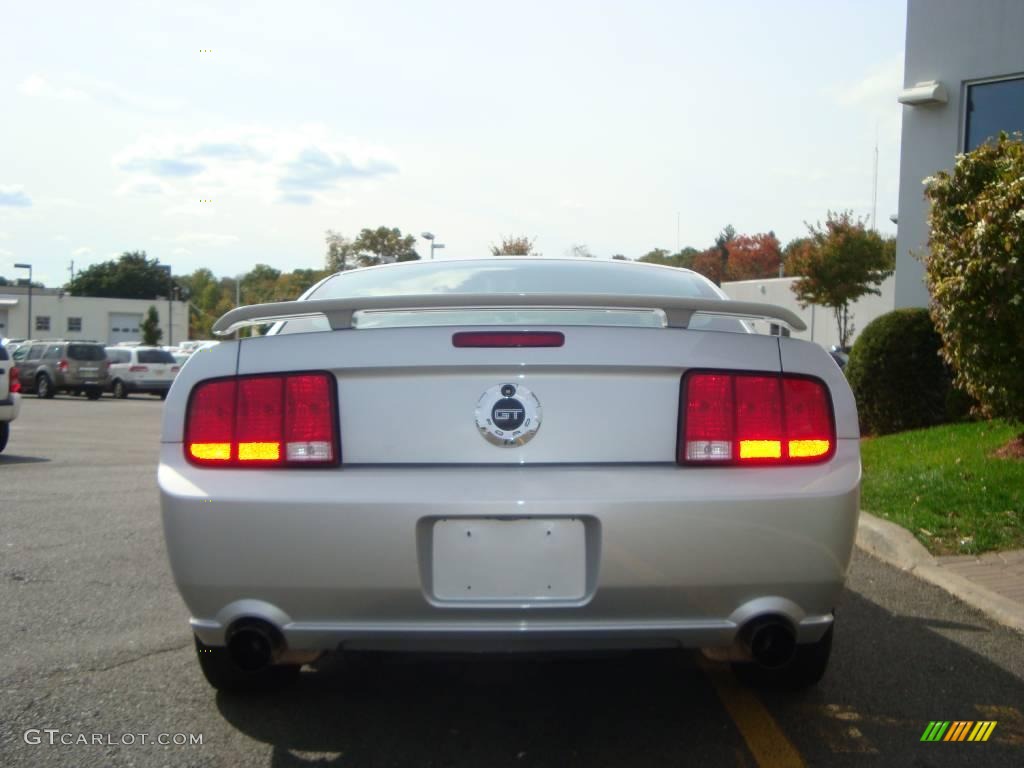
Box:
475;383;542;446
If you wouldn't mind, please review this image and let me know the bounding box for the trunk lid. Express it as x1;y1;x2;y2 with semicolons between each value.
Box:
235;325;781;464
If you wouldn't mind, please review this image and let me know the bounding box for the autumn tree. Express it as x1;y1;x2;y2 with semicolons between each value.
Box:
352;226;420;266
490;236;537;256
691;247;727;284
724;232;783;280
638;247;699;269
788;211;894;349
325;230;359;272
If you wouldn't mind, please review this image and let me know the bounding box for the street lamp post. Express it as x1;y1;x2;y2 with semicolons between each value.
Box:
421;232;445;260
14;263;32;338
159;264;173;346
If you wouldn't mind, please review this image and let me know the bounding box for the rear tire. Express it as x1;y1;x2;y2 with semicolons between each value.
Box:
194;635;300;694
731;625;833;691
36;375;54;399
113;380;128;399
0;422;9;453
85;389;102;401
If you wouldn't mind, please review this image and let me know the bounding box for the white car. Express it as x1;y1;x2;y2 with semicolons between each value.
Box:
105;346;181;399
0;342;21;453
159;258;860;693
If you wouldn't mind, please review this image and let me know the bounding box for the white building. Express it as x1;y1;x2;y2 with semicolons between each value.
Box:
0;286;189;345
723;276;895;351
894;0;1024;307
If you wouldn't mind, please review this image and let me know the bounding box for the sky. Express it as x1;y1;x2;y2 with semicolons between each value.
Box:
0;0;907;287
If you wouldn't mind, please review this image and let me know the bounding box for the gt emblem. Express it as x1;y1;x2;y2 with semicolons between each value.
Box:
475;383;542;447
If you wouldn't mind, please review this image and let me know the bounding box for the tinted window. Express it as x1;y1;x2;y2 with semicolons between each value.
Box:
311;259;721;300
276;259;735;333
965;77;1024;151
42;345;61;360
26;345;45;360
67;344;106;361
0;346;7;361
137;349;176;364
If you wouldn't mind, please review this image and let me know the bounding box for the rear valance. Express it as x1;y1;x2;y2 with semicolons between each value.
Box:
211;293;806;336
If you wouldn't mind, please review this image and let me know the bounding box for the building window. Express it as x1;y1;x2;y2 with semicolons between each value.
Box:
67;317;82;332
35;316;50;332
965;76;1024;151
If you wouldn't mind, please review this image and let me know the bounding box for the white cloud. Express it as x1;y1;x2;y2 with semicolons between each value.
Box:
174;232;239;247
833;55;904;108
19;73;178;113
116;178;175;197
53;234;69;243
114;126;398;205
72;247;93;257
0;185;32;207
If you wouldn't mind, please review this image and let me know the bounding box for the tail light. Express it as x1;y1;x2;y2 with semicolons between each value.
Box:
58;359;69;372
453;331;565;348
9;367;20;394
679;372;834;465
171;366;180;373
185;372;338;467
130;365;149;372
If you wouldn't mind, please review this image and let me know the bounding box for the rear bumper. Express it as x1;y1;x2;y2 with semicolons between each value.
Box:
159;440;861;652
0;393;20;423
124;379;172;393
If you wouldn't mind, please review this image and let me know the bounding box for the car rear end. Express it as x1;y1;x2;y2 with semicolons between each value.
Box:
158;259;860;690
0;343;21;451
63;343;110;396
128;348;180;396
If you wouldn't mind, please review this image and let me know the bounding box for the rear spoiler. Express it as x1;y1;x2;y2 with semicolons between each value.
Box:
211;293;807;335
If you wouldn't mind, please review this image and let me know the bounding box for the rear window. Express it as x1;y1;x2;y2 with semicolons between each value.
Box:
276;259;745;334
137;349;176;364
67;344;107;361
0;346;7;361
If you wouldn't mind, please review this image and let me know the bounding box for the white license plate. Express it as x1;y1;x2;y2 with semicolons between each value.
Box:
432;518;586;601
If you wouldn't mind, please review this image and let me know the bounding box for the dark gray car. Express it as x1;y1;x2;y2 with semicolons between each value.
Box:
13;341;110;399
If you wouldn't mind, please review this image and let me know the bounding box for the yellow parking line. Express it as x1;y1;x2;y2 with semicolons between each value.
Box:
698;657;805;768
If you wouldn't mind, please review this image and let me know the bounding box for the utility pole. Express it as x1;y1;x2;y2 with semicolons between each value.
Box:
68;260;75;284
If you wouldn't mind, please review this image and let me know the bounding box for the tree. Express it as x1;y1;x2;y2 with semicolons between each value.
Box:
568;243;594;258
724;232;783;281
691;247;726;284
325;230;359;272
782;237;812;276
67;251;173;299
923;132;1024;436
638;247;699;269
141;305;163;346
352;226;419;266
788;211;894;349
490;236;537;256
611;254;628;260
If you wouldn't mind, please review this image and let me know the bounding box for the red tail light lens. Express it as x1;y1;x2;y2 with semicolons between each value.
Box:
9;367;20;394
129;365;149;373
185;372;338;467
58;359;69;372
453;331;565;348
679;372;834;465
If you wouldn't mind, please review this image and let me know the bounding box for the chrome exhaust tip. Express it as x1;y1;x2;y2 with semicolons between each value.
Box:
226;620;284;672
739;616;797;669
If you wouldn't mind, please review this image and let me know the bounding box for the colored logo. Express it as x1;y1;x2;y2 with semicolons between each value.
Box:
920;721;997;742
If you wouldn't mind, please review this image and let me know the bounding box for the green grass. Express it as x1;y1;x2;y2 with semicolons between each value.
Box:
860;420;1024;555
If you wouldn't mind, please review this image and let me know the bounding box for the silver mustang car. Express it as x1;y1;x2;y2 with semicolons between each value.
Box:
158;257;860;693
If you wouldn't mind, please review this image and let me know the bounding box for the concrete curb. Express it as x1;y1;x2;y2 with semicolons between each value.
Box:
856;511;1024;635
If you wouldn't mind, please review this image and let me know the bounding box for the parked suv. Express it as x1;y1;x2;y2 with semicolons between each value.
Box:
0;343;21;453
13;341;110;400
106;346;180;399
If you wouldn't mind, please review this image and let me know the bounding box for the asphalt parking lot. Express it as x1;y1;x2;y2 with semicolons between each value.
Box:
2;395;1024;767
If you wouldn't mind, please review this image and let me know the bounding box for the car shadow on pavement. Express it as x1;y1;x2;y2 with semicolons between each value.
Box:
0;454;50;465
215;590;1024;767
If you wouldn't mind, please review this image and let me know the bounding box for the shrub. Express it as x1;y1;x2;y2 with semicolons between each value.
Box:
846;308;959;435
923;132;1024;432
